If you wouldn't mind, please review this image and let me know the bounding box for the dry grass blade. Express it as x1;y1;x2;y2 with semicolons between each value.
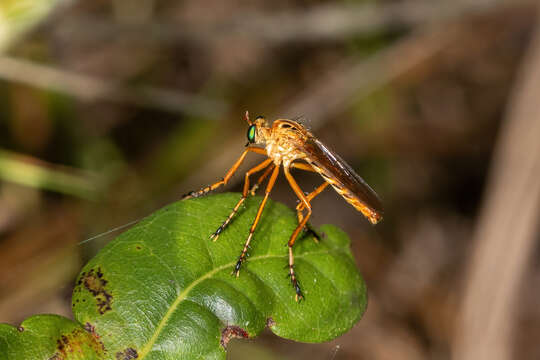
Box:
0;149;98;199
0;56;228;117
55;0;527;45
453;6;540;360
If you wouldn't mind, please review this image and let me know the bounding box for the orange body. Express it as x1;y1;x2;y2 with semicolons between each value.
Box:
184;112;383;301
254;118;383;224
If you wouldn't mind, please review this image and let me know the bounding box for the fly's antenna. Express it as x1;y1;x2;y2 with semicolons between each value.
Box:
244;110;252;125
77;218;143;245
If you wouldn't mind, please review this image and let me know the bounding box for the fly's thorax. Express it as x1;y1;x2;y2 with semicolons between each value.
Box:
265;133;307;167
265;139;286;166
259;119;311;166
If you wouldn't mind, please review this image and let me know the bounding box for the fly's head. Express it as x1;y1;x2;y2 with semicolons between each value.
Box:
244;111;269;146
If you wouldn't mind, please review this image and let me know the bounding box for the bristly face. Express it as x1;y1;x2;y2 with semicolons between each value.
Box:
245;114;268;146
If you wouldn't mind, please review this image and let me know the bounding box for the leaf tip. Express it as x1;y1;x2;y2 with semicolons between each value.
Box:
266;318;276;328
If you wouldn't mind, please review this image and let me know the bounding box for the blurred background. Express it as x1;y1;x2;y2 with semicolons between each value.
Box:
1;0;540;359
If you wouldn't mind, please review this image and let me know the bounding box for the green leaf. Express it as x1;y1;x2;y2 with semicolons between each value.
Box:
0;315;105;359
0;193;367;359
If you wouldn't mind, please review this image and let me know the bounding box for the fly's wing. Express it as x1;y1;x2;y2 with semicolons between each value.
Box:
300;137;383;224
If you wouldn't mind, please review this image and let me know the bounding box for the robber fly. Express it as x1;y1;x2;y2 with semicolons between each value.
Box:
183;111;383;301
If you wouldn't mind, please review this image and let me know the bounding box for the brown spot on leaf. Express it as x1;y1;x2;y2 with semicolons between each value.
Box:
115;347;138;359
83;322;95;333
80;267;113;314
77;272;85;286
83;322;106;352
48;327;106;359
220;325;248;348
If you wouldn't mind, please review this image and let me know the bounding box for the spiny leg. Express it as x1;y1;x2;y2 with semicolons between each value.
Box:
290;161;323;222
182;146;267;199
290;161;319;225
249;163;275;195
234;165;280;276
290;161;318;173
283;167;313;302
296;182;329;220
296;182;329;242
211;158;273;241
290;162;329;242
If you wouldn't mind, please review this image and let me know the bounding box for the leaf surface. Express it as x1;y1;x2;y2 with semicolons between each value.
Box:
0;193;367;359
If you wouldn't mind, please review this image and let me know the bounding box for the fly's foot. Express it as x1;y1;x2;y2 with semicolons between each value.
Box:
288;264;304;302
292;277;304;302
182;191;196;200
210;224;225;241
301;223;322;243
232;258;243;277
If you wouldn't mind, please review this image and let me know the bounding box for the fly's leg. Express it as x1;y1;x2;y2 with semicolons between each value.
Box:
249;163;275;196
234;165;280;276
296;182;329;242
283;166;316;302
182;146;267;199
289;161;317;173
290;162;329;243
296;181;329;220
211;159;274;241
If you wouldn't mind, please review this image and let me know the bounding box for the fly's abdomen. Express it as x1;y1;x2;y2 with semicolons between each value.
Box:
308;161;383;225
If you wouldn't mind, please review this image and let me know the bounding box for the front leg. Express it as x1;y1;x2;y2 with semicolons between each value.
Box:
234;165;280;276
182;146;267;199
210;159;274;241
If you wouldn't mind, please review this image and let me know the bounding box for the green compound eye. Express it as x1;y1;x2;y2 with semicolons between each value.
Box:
247;125;256;143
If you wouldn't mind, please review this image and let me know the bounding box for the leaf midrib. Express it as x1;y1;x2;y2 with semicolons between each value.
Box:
137;249;329;358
